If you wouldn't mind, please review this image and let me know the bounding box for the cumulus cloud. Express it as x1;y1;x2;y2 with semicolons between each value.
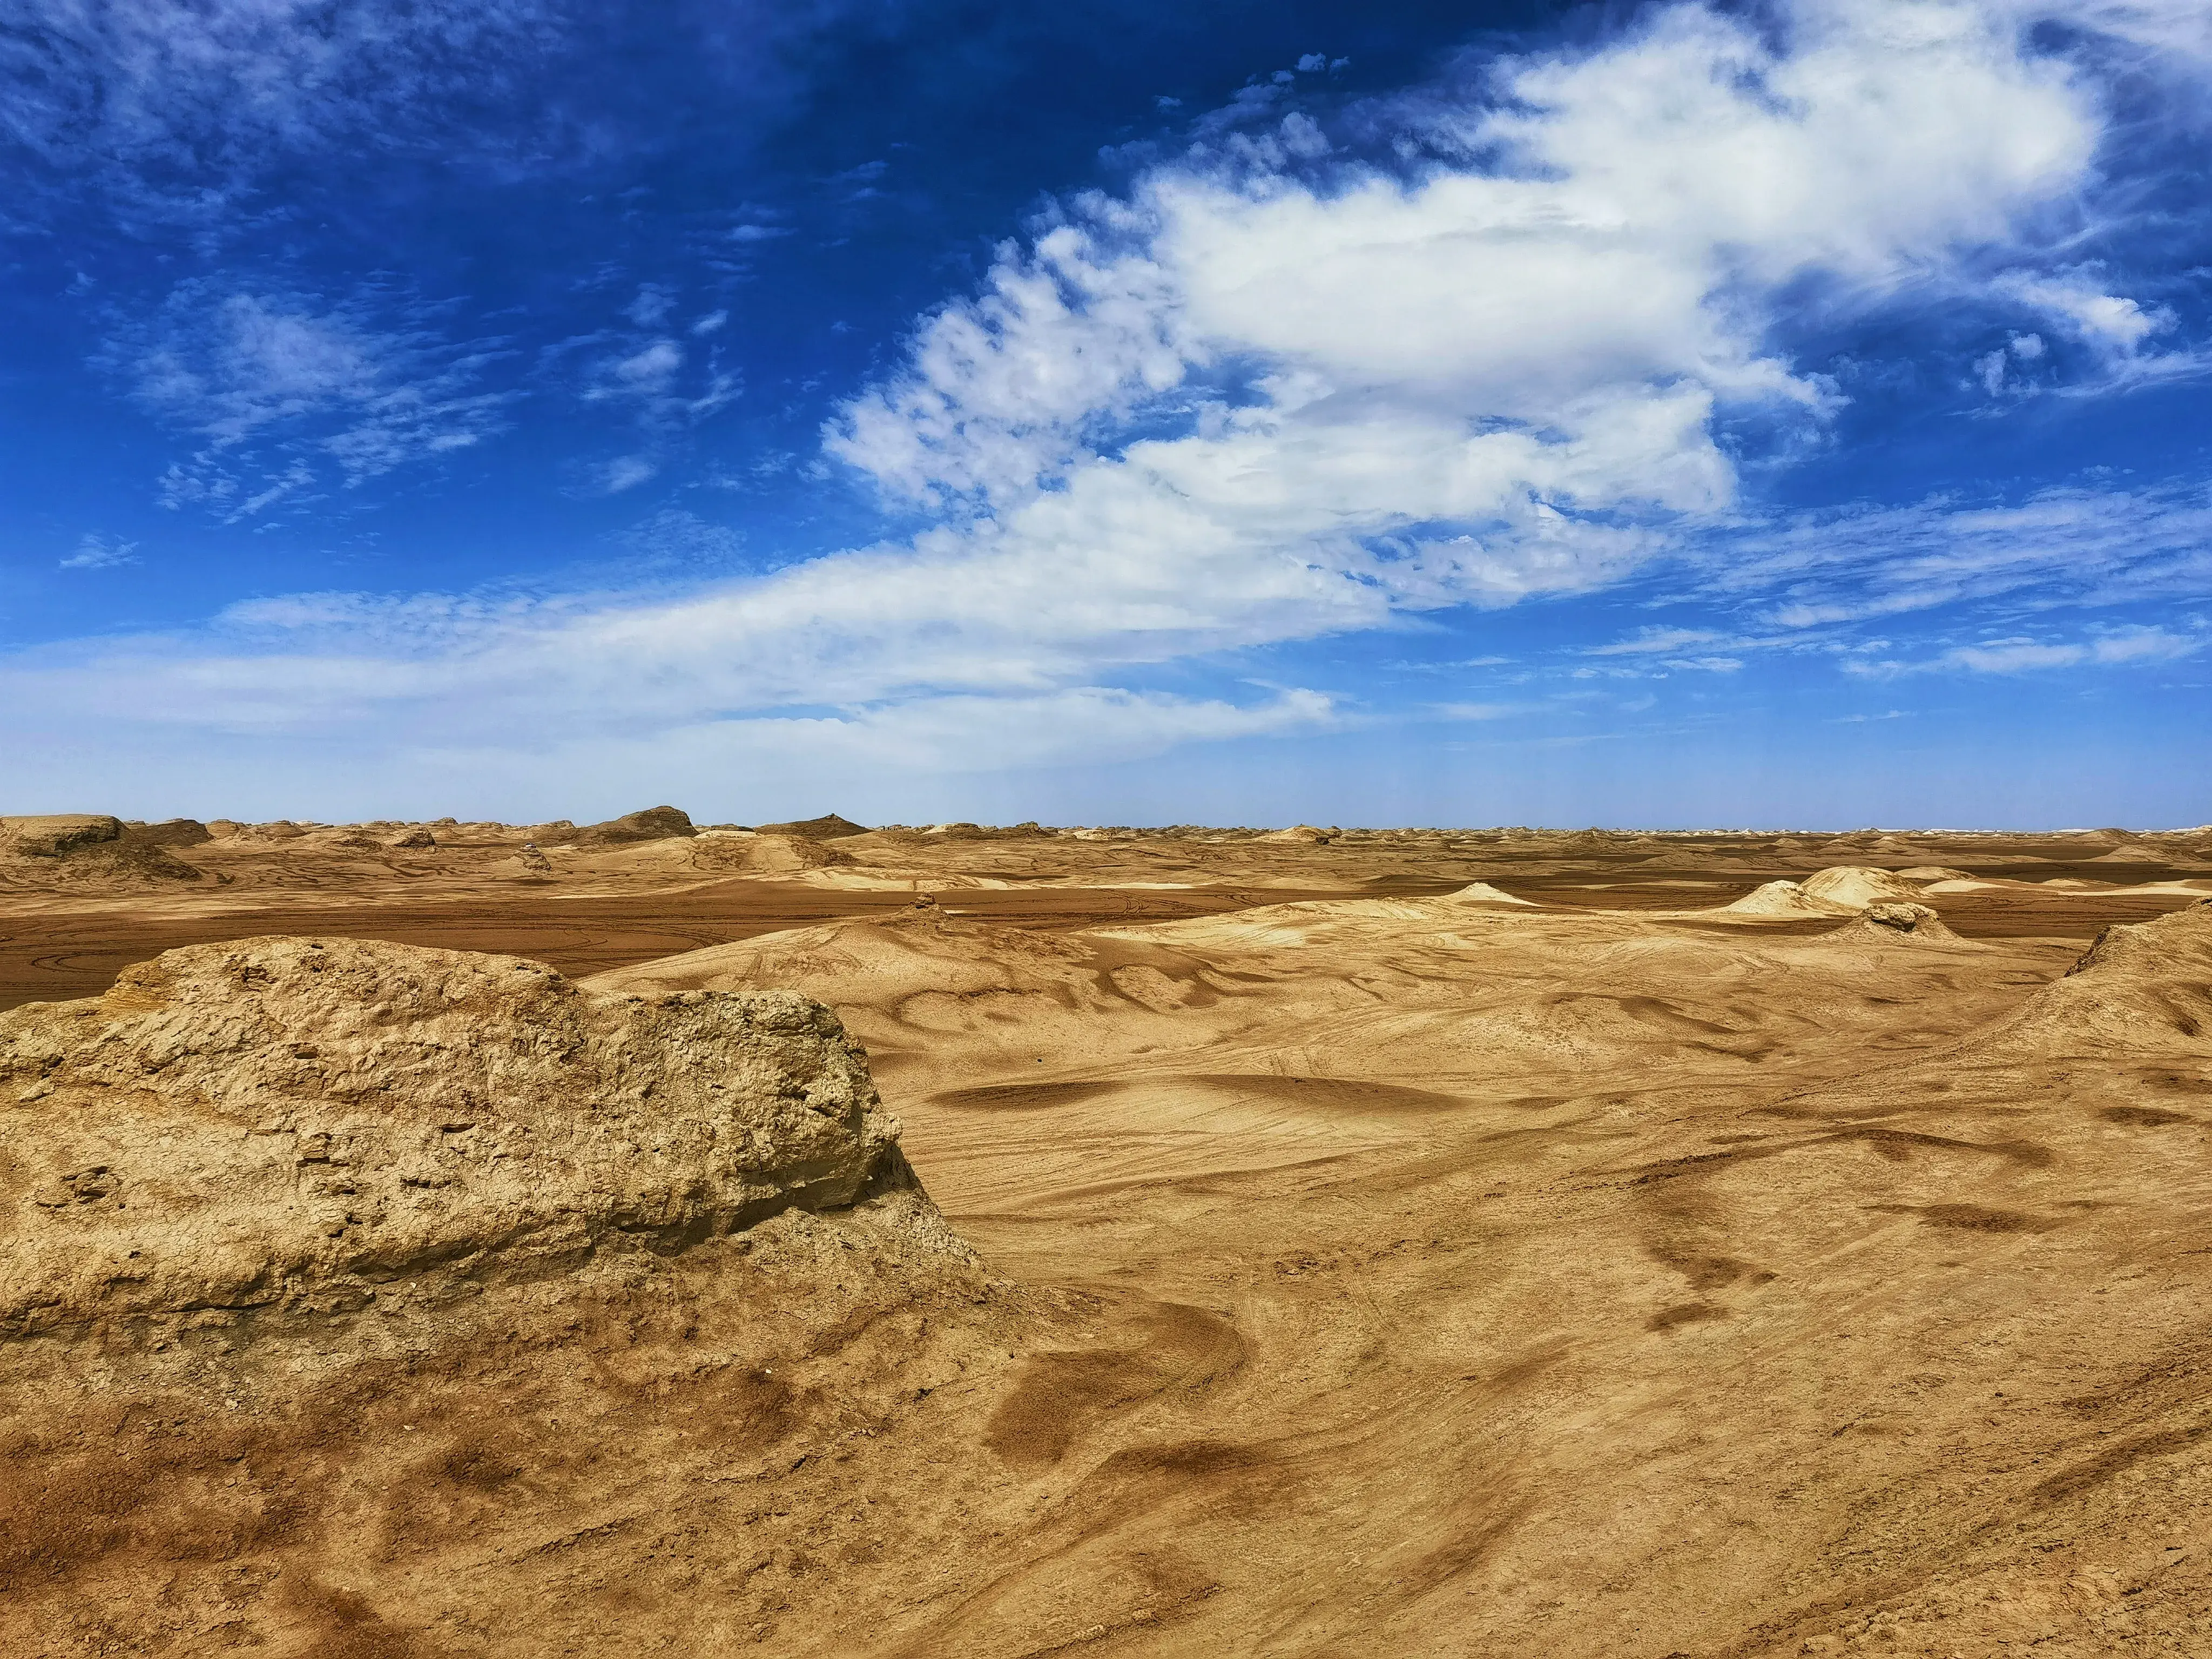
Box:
828;0;2103;642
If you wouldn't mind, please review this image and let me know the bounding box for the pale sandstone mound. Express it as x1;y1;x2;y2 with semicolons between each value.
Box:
0;936;915;1340
1442;880;1537;906
1717;878;1857;918
1799;865;1930;908
1262;824;1337;844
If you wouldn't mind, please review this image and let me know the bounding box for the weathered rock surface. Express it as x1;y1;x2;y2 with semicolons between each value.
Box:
0;936;914;1340
3;814;126;857
123;817;214;848
1820;899;1971;947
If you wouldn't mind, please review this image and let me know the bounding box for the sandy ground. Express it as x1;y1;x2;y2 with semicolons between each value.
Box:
4;814;2211;1656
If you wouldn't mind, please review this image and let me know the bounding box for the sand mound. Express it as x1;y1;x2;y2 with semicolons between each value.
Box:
1971;900;2212;1058
1820;899;1968;946
0;936;918;1340
689;830;855;873
1263;824;1337;844
588;911;1093;1007
568;804;696;846
1716;879;1857;918
2089;840;2171;863
1799;865;1930;908
1893;865;1972;882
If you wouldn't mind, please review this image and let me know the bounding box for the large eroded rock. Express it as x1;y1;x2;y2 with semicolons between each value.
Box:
0;936;912;1338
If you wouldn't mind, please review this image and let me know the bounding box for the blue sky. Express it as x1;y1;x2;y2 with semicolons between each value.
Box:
3;0;2209;827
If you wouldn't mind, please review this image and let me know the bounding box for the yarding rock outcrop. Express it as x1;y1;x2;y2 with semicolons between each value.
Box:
0;813;207;889
0;935;917;1340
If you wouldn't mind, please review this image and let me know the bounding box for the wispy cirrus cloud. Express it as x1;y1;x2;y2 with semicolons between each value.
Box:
106;281;513;521
543;286;744;495
58;534;139;571
1710;482;2212;630
1847;622;2206;677
0;0;571;222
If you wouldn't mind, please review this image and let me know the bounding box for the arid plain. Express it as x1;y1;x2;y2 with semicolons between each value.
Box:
4;808;2210;1658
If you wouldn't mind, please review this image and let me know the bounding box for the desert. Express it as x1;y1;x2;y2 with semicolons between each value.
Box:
15;0;2212;1652
3;808;2210;1656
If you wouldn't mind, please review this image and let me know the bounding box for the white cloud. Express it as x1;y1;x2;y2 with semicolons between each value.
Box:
13;0;2211;800
606;339;685;393
1428;702;1519;720
625;287;675;328
570;307;739;428
1587;626;1725;656
596;455;660;494
59;534;139;570
1849;623;2205;676
828;0;2103;644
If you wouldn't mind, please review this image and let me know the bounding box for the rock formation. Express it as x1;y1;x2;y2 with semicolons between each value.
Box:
123;817;214;848
0;813;206;887
756;812;869;839
0;936;918;1340
1822;899;1967;945
568;804;698;846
